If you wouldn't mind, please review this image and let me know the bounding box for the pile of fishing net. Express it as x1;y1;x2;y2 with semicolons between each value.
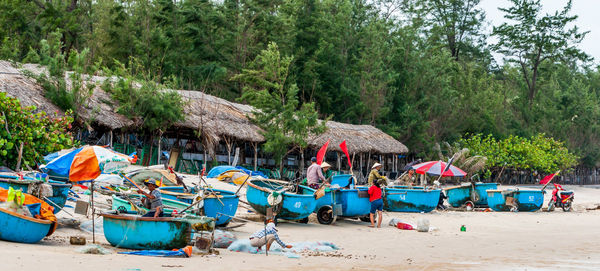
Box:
227;240;339;258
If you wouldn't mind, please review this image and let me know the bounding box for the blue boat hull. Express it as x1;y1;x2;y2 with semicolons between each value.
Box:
101;214;192;250
246;180;316;220
486;189;544;212
384;186;441;213
313;187;371;217
159;186;239;226
0;178;70;214
0;208;52;244
446;183;498;207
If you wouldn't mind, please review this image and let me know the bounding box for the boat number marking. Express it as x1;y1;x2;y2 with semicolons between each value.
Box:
294;202;301;208
528;196;534;202
399;195;406;200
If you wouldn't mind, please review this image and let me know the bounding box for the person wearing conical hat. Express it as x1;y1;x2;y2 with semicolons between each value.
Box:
368;163;388;186
306;158;332;189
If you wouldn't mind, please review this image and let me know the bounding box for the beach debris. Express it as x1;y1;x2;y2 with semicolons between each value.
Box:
213;229;237;248
416;218;430;232
228;240;338;258
69;236;86;245
77;244;112;255
460;225;466;232
58;218;82;229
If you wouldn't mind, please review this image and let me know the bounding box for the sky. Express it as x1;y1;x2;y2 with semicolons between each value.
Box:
481;0;600;65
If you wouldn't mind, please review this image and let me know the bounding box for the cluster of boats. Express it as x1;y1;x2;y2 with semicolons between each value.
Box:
0;167;553;251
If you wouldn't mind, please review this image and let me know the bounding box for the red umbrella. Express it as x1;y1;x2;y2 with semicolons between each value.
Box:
412;160;466;177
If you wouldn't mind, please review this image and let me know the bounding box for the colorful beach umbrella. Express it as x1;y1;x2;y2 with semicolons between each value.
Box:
42;145;134;182
411;160;466;177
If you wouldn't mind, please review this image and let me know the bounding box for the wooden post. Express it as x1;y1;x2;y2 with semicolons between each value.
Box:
15;142;24;172
299;148;305;178
253;142;258;171
91;181;95;244
367;151;371;173
109;130;113;148
157;131;162;165
336;152;341;171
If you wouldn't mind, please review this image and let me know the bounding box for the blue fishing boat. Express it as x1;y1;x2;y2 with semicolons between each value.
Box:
308;175;371;224
159;186;239;226
0;207;53;243
383;186;441;213
101;213;213;250
486;188;544;212
0;177;71;214
246;179;316;221
445;182;498;209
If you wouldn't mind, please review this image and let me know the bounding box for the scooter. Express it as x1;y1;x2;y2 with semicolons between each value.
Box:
547;183;574;212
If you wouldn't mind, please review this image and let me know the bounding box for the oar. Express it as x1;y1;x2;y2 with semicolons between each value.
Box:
119;173;144;191
194;165;225;206
235;174;252;196
43;196;75;217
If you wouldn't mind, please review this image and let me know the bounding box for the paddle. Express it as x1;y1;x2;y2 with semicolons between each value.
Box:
235;174;252;196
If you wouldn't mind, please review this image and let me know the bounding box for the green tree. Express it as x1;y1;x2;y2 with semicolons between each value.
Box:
233;42;327;170
493;0;589;106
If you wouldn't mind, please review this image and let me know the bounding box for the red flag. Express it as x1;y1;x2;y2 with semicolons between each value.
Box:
316;140;329;165
540;172;557;184
339;140;351;168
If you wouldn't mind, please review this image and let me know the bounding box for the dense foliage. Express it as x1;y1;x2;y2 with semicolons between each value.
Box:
1;0;599;167
459;134;579;174
0;93;75;169
233;43;327;167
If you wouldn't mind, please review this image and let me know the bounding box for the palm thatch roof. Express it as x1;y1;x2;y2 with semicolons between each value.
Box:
0;61;63;116
0;61;408;154
175;90;265;142
308;121;409;154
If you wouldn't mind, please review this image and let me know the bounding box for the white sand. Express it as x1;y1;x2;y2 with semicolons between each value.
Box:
2;184;600;270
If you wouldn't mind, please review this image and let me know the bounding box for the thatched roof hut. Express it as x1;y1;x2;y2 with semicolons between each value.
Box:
175;90;264;143
0;61;134;130
308;121;408;154
0;61;408;155
0;61;63;116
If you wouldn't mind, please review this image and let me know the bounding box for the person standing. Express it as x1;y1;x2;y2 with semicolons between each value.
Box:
249;219;293;251
368;180;384;228
138;179;163;218
368;163;388;186
306;157;328;189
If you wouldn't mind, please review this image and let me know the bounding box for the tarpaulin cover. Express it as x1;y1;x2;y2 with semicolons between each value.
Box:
235;166;268;179
43;146;133;182
0;187;57;235
207;166;239;178
118;248;190;257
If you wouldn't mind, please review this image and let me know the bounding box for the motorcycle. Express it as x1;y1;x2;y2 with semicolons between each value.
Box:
547;183;574;212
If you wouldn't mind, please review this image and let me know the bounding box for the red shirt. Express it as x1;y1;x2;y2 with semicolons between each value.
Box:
368;185;382;202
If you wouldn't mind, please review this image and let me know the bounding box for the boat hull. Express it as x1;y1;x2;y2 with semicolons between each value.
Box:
101;214;191;250
0;208;52;244
0;178;70;214
384;186;441;213
246;180;316;220
446;183;498;207
486;189;544;212
159;187;239;226
313;187;371;217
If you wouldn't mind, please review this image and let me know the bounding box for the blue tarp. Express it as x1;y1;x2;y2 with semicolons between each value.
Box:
118;248;189;257
43;147;84;178
207;166;239;178
235;166;268;179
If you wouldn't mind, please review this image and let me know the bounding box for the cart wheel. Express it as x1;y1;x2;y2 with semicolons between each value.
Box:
359;215;371;222
317;206;335;225
464;201;475;211
298;217;309;224
547;200;555;212
562;200;572;212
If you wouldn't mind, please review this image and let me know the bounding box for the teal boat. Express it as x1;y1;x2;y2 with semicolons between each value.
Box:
0;207;54;244
101;213;214;250
159;186;239;226
0;177;71;214
383;186;441;213
486;188;544;212
111;194;189;215
445;182;498;209
246;179;317;221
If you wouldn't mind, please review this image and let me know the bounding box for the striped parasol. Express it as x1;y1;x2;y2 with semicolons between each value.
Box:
411;160;466;177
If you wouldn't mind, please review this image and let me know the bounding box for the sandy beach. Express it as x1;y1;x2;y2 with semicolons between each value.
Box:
2;184;600;271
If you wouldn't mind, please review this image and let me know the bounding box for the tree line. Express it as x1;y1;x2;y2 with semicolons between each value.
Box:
0;0;597;168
